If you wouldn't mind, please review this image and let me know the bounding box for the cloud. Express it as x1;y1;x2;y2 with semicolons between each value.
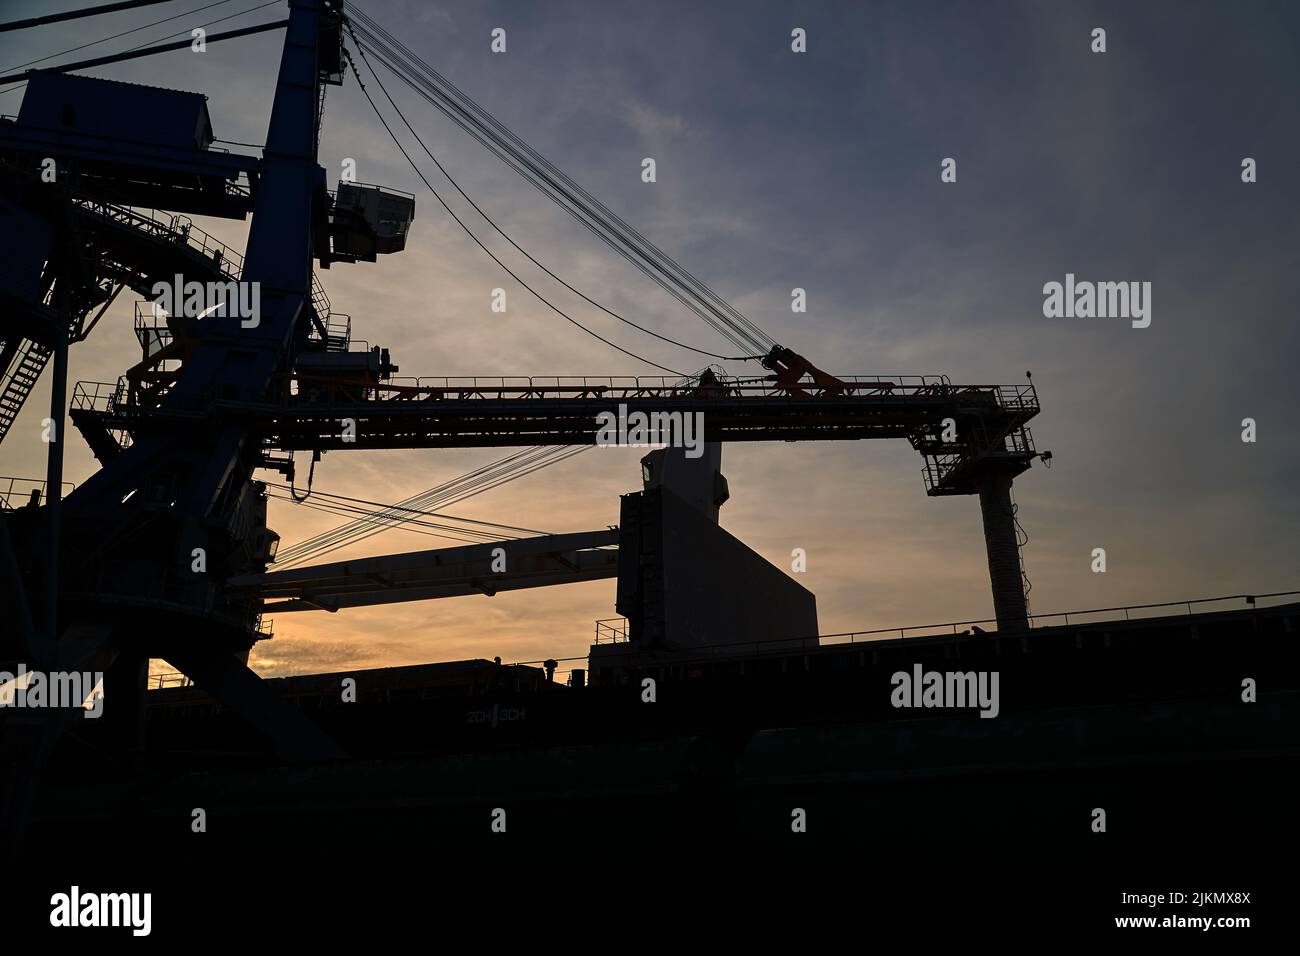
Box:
622;101;686;140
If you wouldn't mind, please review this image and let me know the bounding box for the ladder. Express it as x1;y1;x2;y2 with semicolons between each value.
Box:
0;339;52;444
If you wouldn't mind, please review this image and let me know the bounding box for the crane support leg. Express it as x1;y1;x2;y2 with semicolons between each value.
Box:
101;648;149;752
0;624;114;847
977;468;1029;632
43;318;67;658
162;646;346;762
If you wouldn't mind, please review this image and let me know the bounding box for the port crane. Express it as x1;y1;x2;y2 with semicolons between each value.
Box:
0;0;1044;795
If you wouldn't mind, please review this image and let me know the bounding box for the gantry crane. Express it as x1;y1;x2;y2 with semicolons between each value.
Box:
0;0;1044;795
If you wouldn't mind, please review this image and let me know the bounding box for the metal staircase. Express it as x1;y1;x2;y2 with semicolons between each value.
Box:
0;338;53;443
1;195;340;446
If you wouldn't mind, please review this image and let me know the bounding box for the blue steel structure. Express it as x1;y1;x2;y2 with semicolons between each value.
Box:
0;2;362;831
0;0;1044;841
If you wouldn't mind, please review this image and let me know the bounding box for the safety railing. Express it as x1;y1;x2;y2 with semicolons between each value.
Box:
148;672;193;690
594;618;629;644
74;199;246;278
921;434;1039;493
165;213;244;273
993;384;1039;410
329;181;417;201
0;476;74;510
71;379;127;414
309;311;351;352
738;591;1300;652
511;590;1300;679
1003;425;1036;455
279;373;1031;407
133;301;173;357
804;591;1300;644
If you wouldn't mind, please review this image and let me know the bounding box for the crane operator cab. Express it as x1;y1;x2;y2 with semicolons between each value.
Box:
326;182;415;263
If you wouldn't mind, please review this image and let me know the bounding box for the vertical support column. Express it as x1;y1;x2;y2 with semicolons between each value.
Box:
43;315;68;661
102;648;149;753
977;468;1029;632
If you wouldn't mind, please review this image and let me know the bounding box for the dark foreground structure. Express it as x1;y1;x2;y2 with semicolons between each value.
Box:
10;595;1294;934
26;599;1299;852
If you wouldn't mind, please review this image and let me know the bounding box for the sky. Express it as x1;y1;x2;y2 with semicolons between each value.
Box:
1;0;1298;678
